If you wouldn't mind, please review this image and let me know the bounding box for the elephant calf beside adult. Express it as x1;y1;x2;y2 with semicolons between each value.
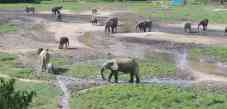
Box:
100;58;140;83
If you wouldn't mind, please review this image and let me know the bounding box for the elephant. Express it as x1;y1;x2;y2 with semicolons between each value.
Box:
136;20;152;32
105;17;118;33
198;18;208;32
25;7;35;15
100;58;140;83
184;22;192;33
90;16;98;25
51;6;63;16
58;37;69;49
38;48;50;72
56;11;62;21
105;20;114;33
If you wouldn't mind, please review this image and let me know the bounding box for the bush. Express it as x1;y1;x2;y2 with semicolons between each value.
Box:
0;78;36;109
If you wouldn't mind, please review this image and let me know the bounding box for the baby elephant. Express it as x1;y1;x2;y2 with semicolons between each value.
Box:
58;37;69;49
100;58;140;83
136;20;152;32
198;18;208;32
25;7;35;15
184;22;192;33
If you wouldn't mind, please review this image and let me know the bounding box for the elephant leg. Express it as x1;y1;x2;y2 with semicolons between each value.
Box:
111;27;114;33
135;73;140;83
108;72;114;82
129;73;134;83
143;27;146;32
148;27;151;32
114;71;118;83
41;60;46;72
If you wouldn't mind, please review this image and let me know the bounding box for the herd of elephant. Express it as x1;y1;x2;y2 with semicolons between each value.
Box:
24;7;226;84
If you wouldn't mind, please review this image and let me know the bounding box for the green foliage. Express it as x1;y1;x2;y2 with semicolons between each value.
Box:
190;47;227;63
0;23;17;33
0;52;16;61
0;78;36;109
15;81;63;109
71;84;227;109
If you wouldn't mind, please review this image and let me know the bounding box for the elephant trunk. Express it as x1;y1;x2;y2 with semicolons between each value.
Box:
100;67;106;80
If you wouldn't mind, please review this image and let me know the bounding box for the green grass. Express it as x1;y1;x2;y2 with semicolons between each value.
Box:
70;84;227;109
15;80;62;109
129;3;227;23
51;56;176;79
0;23;17;33
0;52;55;80
190;47;227;63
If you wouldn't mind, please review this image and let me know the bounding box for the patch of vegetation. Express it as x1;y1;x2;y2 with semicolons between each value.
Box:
128;3;227;23
70;84;227;109
0;23;17;33
0;78;35;109
15;80;63;109
0;52;54;80
66;64;98;78
190;47;227;63
139;57;176;78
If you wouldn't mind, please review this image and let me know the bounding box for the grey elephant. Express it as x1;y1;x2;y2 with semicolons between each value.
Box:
58;37;69;49
184;22;192;33
100;58;140;83
136;20;152;32
51;6;63;16
198;18;208;32
105;17;118;33
25;7;35;15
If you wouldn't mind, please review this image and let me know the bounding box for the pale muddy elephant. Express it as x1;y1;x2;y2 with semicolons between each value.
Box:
100;58;140;83
38;48;50;72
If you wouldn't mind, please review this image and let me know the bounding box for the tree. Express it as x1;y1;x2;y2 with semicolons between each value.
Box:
0;79;36;109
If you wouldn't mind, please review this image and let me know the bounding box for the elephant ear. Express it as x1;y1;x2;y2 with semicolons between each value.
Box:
111;59;118;71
